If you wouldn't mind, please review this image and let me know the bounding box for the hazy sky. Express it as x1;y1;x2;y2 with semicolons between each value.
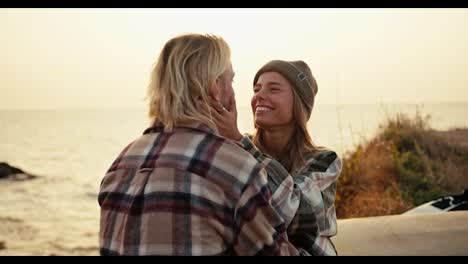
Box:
2;8;468;111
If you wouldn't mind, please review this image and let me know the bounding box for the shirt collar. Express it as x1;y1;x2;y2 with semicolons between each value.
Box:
143;120;218;136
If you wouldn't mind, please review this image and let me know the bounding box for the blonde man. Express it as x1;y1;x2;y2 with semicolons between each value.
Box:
98;34;301;256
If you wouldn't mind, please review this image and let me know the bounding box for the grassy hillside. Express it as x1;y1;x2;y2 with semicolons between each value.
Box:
336;112;468;219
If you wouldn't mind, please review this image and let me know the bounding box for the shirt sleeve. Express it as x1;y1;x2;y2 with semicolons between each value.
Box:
239;135;301;228
288;151;342;238
239;134;342;238
232;165;300;256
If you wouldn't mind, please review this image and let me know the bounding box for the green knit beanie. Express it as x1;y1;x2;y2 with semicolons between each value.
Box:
253;60;318;118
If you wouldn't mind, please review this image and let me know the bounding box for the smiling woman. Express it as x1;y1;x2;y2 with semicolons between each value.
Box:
210;59;342;255
253;72;295;130
2;8;468;256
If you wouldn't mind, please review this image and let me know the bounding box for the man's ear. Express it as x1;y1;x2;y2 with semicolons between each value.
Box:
210;79;221;101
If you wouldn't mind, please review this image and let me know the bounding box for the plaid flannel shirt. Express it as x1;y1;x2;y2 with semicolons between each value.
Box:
239;135;342;256
98;121;301;256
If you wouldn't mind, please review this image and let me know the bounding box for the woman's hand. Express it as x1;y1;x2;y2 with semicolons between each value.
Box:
210;95;243;142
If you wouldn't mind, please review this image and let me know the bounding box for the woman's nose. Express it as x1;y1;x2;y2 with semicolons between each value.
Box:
254;89;266;101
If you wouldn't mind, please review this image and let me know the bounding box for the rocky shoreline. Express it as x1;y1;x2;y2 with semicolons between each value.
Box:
0;162;38;181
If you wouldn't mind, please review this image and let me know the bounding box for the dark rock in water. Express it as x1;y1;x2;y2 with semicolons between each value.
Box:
0;162;38;181
0;241;6;250
0;162;24;177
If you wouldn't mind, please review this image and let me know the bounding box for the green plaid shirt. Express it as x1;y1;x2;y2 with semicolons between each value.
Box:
239;135;342;256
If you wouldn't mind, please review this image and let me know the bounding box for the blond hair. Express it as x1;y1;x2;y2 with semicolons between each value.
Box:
147;33;231;130
253;86;322;173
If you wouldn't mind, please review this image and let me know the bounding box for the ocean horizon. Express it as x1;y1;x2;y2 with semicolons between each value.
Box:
1;102;467;180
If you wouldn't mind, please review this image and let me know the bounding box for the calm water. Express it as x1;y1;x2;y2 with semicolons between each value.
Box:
0;103;467;255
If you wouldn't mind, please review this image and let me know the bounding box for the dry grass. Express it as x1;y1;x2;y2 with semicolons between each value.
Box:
336;112;468;219
415;129;468;193
336;138;411;219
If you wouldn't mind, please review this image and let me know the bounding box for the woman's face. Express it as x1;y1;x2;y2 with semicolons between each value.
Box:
251;71;295;129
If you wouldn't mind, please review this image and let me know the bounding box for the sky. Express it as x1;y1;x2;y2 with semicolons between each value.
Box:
2;8;468;111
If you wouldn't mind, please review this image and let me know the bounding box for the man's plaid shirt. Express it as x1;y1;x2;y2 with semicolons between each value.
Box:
98;121;301;256
239;136;342;256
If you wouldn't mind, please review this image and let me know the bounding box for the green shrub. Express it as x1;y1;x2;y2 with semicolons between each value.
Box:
384;113;448;206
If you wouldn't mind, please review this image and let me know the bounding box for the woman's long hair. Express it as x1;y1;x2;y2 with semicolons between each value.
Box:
252;87;322;173
146;33;231;130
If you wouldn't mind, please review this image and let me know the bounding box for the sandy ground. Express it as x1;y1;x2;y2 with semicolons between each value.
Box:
332;211;468;256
